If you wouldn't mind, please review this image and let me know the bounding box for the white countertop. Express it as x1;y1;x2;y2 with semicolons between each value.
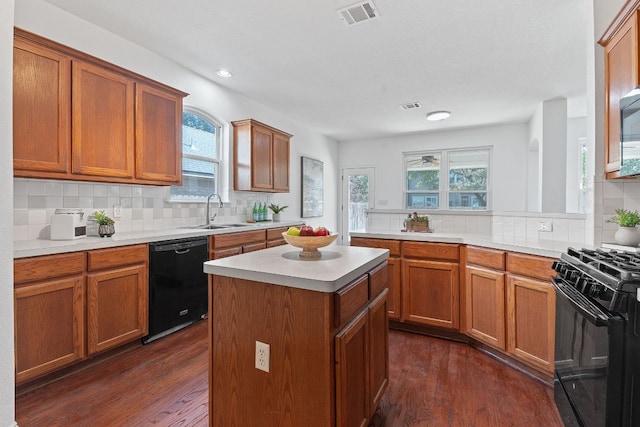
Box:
13;220;302;259
350;230;594;258
204;244;389;293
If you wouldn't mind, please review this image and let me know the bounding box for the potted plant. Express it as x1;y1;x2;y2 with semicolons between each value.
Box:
94;210;115;237
404;212;429;232
268;204;288;222
608;208;640;246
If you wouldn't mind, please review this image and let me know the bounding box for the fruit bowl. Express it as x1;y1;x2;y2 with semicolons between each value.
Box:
282;232;338;258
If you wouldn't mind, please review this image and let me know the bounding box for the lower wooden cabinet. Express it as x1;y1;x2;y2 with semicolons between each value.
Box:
402;259;459;329
210;229;266;259
506;274;555;374
14;252;86;384
464;265;506;350
14;244;149;384
335;288;388;427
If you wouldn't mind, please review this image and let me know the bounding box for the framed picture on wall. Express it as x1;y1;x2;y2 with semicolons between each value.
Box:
301;156;324;218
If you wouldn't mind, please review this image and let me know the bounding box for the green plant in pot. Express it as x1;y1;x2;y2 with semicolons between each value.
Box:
94;210;115;237
268;204;288;222
609;208;640;246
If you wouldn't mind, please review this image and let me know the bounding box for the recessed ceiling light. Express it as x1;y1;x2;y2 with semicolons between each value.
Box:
216;69;233;78
426;111;451;121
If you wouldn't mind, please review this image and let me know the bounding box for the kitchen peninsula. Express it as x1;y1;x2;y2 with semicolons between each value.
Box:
204;244;389;427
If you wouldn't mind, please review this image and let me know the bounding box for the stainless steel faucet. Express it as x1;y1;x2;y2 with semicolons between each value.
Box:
206;193;224;225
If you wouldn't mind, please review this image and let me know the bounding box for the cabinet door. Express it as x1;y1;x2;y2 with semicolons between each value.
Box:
386;257;402;320
506;275;555;373
72;61;134;178
273;131;290;192
13;38;71;175
251;124;274;190
604;14;638;176
402;259;459;329
135;83;182;183
464;265;506;350
335;309;369;427
368;289;388;417
87;264;148;355
212;246;242;260
14;276;85;383
242;241;267;253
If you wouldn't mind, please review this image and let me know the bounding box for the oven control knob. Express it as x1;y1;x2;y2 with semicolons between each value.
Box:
589;284;604;298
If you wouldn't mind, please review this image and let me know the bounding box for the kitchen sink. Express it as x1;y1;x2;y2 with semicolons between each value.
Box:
184;223;253;230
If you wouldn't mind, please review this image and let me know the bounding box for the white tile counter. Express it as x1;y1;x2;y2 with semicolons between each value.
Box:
350;230;594;259
13;220;302;259
204;244;389;293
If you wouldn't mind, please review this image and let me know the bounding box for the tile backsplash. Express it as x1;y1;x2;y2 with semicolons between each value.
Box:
365;209;588;244
13;178;272;241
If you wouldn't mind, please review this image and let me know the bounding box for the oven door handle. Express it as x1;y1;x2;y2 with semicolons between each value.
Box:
553;279;611;327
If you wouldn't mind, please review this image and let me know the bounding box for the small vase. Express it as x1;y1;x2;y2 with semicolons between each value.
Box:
614;226;640;246
272;213;281;222
98;224;115;237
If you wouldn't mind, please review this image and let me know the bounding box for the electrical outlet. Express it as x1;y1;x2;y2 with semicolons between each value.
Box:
537;222;553;232
255;341;270;373
113;205;122;218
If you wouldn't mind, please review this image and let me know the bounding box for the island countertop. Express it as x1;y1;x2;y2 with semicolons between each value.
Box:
203;244;389;293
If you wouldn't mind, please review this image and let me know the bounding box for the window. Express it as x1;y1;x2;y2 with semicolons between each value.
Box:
404;148;490;210
170;110;220;200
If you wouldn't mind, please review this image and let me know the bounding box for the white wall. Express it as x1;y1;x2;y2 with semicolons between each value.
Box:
13;0;339;233
541;98;568;213
0;1;16;425
338;122;529;223
566;117;587;213
528;105;543;211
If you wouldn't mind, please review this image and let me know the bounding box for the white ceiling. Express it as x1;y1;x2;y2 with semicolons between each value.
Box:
41;0;588;142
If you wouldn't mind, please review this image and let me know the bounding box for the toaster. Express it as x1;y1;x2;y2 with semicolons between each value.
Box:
50;209;87;240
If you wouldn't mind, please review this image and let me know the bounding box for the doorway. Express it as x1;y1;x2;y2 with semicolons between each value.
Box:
341;167;374;245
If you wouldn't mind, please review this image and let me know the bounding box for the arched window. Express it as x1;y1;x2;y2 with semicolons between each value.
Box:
170;110;221;200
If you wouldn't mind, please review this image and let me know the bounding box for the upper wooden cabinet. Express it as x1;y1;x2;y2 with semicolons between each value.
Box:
13;37;71;174
599;2;640;178
232;119;292;192
12;29;187;185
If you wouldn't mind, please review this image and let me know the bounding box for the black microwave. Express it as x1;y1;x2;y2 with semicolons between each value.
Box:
620;86;640;176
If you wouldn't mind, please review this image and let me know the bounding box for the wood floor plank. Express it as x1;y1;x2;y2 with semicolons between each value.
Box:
16;322;562;426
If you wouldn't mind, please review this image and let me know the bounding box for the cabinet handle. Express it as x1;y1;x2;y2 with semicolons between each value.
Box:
175;248;191;255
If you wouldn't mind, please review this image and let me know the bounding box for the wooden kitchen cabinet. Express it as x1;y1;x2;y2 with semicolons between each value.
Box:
464;246;507;350
506;252;556;374
402;242;460;330
14;252;86;384
599;4;640;178
135;83;183;184
13;29;187;185
350;237;402;320
233;119;292;192
266;225;302;248
13;37;71;176
86;244;148;355
209;229;267;259
72;60;135;179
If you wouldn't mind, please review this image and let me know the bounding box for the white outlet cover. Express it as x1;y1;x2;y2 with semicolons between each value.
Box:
255;341;270;373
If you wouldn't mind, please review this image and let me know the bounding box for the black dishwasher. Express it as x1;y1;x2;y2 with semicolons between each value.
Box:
144;237;209;344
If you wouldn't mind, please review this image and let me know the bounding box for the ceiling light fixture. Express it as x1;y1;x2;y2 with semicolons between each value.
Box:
426;111;451;121
216;69;233;78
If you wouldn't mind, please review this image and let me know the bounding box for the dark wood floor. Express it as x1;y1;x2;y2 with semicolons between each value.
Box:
16;321;562;426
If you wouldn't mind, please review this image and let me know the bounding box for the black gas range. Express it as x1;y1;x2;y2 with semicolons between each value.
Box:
552;247;640;427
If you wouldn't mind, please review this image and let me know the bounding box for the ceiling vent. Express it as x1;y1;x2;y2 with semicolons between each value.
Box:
337;1;379;26
400;102;422;111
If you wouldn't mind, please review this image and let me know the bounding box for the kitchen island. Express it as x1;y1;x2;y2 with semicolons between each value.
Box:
204;244;389;427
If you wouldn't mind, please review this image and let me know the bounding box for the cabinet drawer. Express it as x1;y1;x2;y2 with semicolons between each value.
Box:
266;239;286;248
506;252;556;282
212;230;265;249
88;244;148;271
335;275;369;328
212;247;243;260
402;242;459;261
243;242;267;253
467;246;505;270
350;237;401;257
369;262;388;299
15;252;86;284
267;227;290;241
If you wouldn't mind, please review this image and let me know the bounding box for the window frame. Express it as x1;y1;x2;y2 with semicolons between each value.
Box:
403;147;492;211
170;108;222;202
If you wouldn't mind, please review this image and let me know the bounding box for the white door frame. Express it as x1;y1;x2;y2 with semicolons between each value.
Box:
341;167;375;245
